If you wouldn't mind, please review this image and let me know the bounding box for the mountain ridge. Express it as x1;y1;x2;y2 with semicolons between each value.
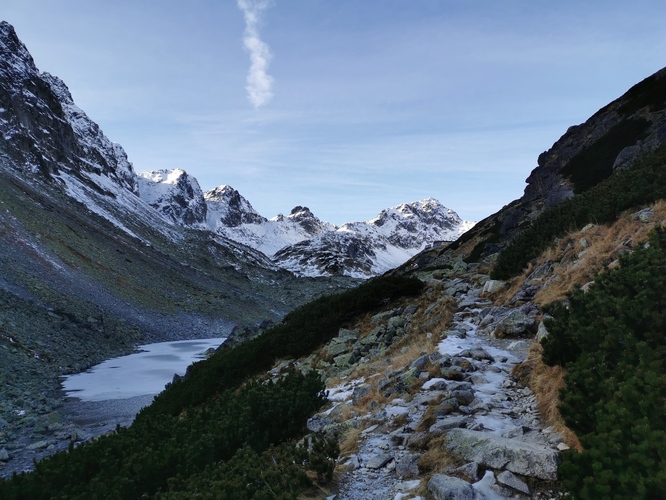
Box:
137;167;475;277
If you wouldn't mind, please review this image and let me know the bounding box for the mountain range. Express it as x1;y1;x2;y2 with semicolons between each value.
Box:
136;169;474;277
1;19;666;495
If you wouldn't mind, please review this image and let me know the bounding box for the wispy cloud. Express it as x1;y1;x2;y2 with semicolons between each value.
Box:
237;0;274;108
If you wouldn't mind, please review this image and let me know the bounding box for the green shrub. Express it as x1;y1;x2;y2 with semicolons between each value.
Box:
0;274;422;498
541;228;666;498
0;370;328;499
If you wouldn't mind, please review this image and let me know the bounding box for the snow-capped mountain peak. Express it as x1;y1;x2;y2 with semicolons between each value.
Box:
137;169;207;227
271;206;337;235
273;198;475;278
205;185;266;228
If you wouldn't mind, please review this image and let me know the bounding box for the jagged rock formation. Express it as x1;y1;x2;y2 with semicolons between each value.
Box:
274;198;474;277
137;169;207;227
0;22;136;195
205;188;336;257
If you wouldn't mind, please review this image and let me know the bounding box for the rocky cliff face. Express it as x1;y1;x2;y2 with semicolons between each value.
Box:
402;65;666;270
0;22;137;195
137;169;207;227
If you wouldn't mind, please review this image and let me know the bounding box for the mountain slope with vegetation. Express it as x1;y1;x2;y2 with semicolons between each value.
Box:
1;19;665;500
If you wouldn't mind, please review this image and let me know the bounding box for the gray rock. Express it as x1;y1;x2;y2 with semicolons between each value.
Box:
326;340;350;357
410;354;430;371
429;416;472;434
450;462;480;483
457;348;495;362
371;310;398;324
395;453;421;479
428;474;479;500
450;390;475;406
444;428;560;480
27;440;50;450
338;328;359;340
493;308;536;338
482;280;505;294
536;314;552;341
497;470;530;494
403;304;419;315
307;414;335;433
435;397;460;416
365;452;392;469
388;315;406;329
0;448;9;461
333;353;354;367
507;340;529;351
424;378;448;391
351;383;372;405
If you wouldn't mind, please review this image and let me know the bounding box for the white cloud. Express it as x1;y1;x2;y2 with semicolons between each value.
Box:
237;0;274;108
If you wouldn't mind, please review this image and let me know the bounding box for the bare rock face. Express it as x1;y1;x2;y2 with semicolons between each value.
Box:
273;199;474;278
444;428;561;480
400;65;666;270
0;21;138;194
428;474;481;500
138;169;207;227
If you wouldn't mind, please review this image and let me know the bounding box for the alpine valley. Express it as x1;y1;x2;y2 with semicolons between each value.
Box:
0;20;471;477
1;19;666;500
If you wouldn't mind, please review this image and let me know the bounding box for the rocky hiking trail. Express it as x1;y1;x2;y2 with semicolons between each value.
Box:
308;271;568;499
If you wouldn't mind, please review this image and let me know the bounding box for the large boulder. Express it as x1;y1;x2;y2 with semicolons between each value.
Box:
493;307;537;338
444;428;560;480
428;474;480;500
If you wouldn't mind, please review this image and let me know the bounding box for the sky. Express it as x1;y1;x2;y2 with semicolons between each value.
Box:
4;1;666;225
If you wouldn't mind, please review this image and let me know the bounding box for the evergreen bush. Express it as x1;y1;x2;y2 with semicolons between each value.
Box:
541;228;666;498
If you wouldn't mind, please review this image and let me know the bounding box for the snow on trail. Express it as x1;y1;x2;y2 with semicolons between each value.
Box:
333;279;549;499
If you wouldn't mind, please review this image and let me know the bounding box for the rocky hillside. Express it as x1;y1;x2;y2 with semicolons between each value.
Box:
405;66;666;272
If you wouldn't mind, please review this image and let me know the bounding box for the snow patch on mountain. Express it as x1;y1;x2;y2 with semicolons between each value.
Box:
205;186;336;257
137;169;207;227
273;198;475;278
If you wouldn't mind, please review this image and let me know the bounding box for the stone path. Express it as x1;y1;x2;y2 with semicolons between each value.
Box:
326;277;566;499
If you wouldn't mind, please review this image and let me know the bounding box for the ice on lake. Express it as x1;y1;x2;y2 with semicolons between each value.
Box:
61;338;226;402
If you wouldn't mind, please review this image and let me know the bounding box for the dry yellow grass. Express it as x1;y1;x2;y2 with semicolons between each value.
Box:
494;201;666;307
512;344;582;451
338;426;363;457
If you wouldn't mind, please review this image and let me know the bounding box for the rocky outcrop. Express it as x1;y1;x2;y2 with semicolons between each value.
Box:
444;428;560;480
204;185;267;228
398;66;666;271
274;199;474;278
428;474;481;500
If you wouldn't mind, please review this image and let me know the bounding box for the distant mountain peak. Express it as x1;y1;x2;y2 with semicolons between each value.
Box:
137;169;206;227
205;184;266;229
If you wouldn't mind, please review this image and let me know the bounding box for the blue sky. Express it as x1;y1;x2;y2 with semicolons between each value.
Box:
4;1;666;225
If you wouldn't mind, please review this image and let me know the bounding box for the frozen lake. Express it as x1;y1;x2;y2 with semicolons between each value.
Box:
62;338;226;402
